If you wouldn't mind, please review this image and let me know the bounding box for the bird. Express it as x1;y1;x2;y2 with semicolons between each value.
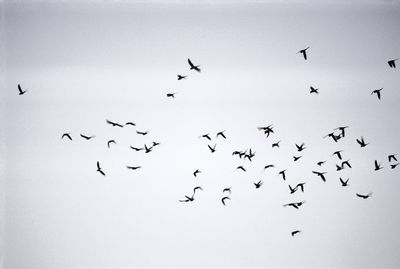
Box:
193;186;203;194
374;160;383;171
193;169;201;177
272;141;281;148
264;164;275;170
188;58;201;72
289;185;297;194
312;171;327;182
107;139;116;148
295;143;306;152
80;134;95;140
208;144;216;153
221;196;231;206
341;160;352;169
144;144;153;153
317;161;326;166
279;170;287;181
284;201;305;209
391;163;399;169
177;74;187;80
106;119;123;128
152;141;161;147
388;154;398;162
371;88;383;100
166;93;176;98
223;187;232;195
201;133;212;141
332;150;343;160
291;230;301;237
127;166;141;170
324;132;342;143
295;182;306;192
334;126;349;138
179;195;194;202
388;58;399;68
310;86;319;94
130;146;144;151
216;130;227;139
339;177;349;187
298;46;310;60
336;164;344;171
244;149;256;161
356;137;369;147
136;130;148;136
254;180;263;189
96;161;105;176
258;125;274;137
125;122;136;126
61;133;72;141
356;192;372;199
293;155;302;162
236;166;246;172
17;84;27;95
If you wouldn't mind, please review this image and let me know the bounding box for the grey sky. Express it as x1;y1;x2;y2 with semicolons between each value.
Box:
1;1;400;269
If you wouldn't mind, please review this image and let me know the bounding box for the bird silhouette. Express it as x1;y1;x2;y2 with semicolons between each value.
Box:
312;171;327;182
106;119;123;128
166;93;176;98
388;58;399;68
130;146;144;151
144;144;153;153
295;143;306;152
254;180;263;189
216;130;227;139
356;192;372;199
188;58;201;72
272;141;281;148
223;187;232;194
136;131;148;136
258;125;274;137
296;182;306;192
310;86;319;94
107;140;116;148
125;122;136;126
391;163;399;169
371;88;383;100
264;164;275;170
324;132;342;143
374;160;383;171
336;164;344;171
208;144;216;153
80;134;95;140
356;137;369;147
236;166;246;172
289;185;297;194
61;133;72;141
202;133;212;141
317;161;326;166
177;74;187;80
127;166;141;170
193;169;201;177
291;230;301;237
340;177;349;186
179;195;194;202
293;155;303;162
193;186;203;194
332;150;343;160
284;201;305;209
279;170;287;181
298;46;310;60
17;84;27;95
334;126;349;138
221;196;231;206
388;154;398;162
152;141;161;147
96;161;105;176
341;160;352;169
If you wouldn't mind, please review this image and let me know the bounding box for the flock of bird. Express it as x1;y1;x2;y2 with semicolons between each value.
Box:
17;50;399;237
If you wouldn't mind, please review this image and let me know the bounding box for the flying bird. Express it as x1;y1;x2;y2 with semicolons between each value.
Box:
295;143;306;152
264;164;274;170
356;137;369;147
340;177;349;187
279;170;287;181
201;133;212;141
332;150;343;160
356;192;372;199
295;182;306;192
80;134;95;140
193;186;203;194
254;180;263;189
388;154;398;162
221;196;231;206
177;75;187;80
179;195;194;202
291;230;301;237
293;155;303;162
216;130;227;139
106;119;123;128
374;160;383;171
272;141;281;148
193;169;201;177
289;185;297;194
96;161;105;176
17;84;27;95
208;144;216;153
298;46;310;60
334;126;349;137
136;130;148;136
310;86;319;94
107;139;116;148
166;93;176;98
144;144;153;153
188;58;201;72
130;146;144;151
317;161;326;166
223;187;232;194
312;171;327;182
371;88;383;100
125;122;136;126
391;163;399;169
236;166;246;172
127;166;141;170
341;160;352;169
152;141;160;147
388;58;398;68
61;133;72;141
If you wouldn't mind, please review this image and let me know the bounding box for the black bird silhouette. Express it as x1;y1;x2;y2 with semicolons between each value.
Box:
317;161;326;166
107;140;116;148
341;160;352;169
125;122;136;126
258;125;274;137
17;84;27;95
193;186;203;193
80;134;95;140
236;166;246;172
254;180;263;189
144;144;153;153
289;185;297;194
96;161;105;176
310;86;319;94
296;182;306;192
216;130;227;139
356;137;369;147
208;144;216;153
130;146;144;151
272;141;281;148
371;88;383;100
221;196;231;206
166;93;176;98
152;141;160;147
244;149;256;161
106;119;123;128
336;164;344;171
293;155;302;162
324;132;342;143
388;154;398;162
298;46;310;60
340;177;349;187
223;187;232;194
284;201;306;209
202;133;212;141
295;143;306;152
291;230;301;237
179;195;194;202
61;133;72;141
188;58;201;72
136;130;148;136
334;126;349;138
391;163;399;169
127;166;141;170
388;58;399;68
193;169;201;177
264;164;275;170
177;74;187;80
332;150;343;160
356;192;372;199
279;170;287;181
312;171;327;182
374;160;383;171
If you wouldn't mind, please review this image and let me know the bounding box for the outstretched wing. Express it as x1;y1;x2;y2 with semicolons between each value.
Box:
188;58;194;68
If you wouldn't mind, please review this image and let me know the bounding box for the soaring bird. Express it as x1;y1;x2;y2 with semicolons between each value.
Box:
388;58;399;68
127;166;141;170
324;132;342;143
334;126;349;138
17;84;27;95
295;143;306;152
341;160;352;169
272;141;281;148
340;177;349;187
61;133;72;141
356;192;372;199
298;46;310;60
317;161;326;166
130;146;144;151
388;154;398;162
188;58;201;72
221;196;231;206
193;169;201;177
166;93;176;98
296;182;306;192
371;88;383;100
208;144;216;153
193;186;203;194
310;86;319;94
152;141;161;147
284;201;305;209
216;130;227;139
312;171;327;182
236;166;246;172
336;164;344;171
279;170;287;181
332;150;343;160
293;155;303;162
136;130;148;136
258;125;274;137
391;163;399;169
177;74;187;80
179;195;194;202
144;144;153;153
106;119;123;128
264;164;275;170
202;133;212;141
289;185;297;194
291;230;301;237
356;137;369;147
223;187;232;194
125;122;136;126
374;160;383;171
254;180;263;189
107;140;116;148
80;134;95;140
96;161;105;176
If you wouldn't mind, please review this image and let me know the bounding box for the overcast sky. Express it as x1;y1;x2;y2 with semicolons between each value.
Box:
1;1;400;269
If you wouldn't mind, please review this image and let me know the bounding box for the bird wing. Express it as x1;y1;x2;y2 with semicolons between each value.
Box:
188;58;194;68
97;161;101;169
18;84;23;93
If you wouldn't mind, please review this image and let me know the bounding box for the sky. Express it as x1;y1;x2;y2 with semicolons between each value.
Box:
1;1;400;269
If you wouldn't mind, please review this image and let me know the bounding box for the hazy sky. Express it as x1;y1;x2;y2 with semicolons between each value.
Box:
2;1;400;269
